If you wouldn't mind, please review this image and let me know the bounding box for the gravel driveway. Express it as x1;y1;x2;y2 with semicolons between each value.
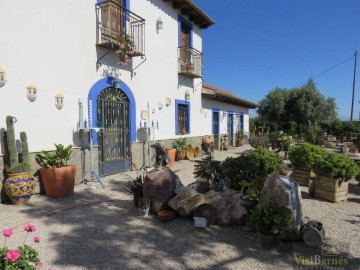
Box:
0;145;359;270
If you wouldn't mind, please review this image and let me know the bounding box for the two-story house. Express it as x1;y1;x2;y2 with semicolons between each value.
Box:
0;0;257;185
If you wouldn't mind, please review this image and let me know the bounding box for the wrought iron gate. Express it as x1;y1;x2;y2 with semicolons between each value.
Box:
97;87;131;176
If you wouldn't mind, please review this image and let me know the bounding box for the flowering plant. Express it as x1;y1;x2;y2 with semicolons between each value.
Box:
116;34;136;66
0;224;41;270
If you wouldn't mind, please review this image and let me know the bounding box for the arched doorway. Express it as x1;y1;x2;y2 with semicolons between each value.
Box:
97;87;131;176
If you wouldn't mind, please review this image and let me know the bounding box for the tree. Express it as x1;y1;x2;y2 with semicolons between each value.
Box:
257;87;289;131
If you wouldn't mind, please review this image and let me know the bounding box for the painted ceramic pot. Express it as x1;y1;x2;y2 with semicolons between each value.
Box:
4;172;35;205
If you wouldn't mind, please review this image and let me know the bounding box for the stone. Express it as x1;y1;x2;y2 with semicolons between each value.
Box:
169;189;248;225
186;179;210;193
143;167;181;214
258;174;304;241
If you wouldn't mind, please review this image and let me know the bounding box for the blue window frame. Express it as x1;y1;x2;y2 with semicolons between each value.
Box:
239;112;244;131
212;109;220;135
175;99;190;135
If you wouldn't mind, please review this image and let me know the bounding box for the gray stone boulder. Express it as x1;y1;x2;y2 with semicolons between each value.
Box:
143;167;181;213
186;179;210;193
169;189;247;225
258;174;304;241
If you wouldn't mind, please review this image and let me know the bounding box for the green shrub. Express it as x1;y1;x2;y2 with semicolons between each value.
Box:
288;143;325;170
35;144;73;168
312;151;359;182
221;147;283;192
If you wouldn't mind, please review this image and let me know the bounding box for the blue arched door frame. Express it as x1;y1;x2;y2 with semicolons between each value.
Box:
88;77;136;145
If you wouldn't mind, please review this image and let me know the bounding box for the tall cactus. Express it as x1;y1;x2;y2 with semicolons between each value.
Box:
5;116;30;174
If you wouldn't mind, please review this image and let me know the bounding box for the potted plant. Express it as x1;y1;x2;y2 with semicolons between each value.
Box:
3;116;35;205
138;197;150;216
249;202;292;250
174;137;188;160
35;144;76;198
288;143;325;186
312;151;359;202
235;129;245;147
115;34;136;66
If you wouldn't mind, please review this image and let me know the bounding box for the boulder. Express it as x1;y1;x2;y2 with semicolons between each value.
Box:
258;174;304;241
186;179;210;193
169;189;247;225
143;167;181;213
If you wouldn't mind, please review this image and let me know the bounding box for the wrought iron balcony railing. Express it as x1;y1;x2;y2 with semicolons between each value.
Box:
178;47;203;78
96;1;145;56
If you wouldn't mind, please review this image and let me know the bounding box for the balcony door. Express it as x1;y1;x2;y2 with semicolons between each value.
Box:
101;0;127;43
179;22;192;72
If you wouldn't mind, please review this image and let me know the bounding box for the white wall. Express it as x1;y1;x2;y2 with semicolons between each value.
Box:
0;0;249;155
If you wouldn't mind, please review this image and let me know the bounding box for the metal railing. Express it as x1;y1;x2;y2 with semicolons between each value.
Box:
178;46;203;78
96;1;145;56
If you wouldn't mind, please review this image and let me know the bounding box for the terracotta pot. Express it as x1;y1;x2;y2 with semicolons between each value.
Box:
194;146;201;157
164;148;176;168
176;149;186;160
4;172;35;205
39;165;76;198
236;139;244;147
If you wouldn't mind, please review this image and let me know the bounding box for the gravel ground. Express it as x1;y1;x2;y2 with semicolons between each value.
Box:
0;145;360;270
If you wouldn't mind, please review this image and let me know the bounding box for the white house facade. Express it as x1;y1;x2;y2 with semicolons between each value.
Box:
0;0;257;186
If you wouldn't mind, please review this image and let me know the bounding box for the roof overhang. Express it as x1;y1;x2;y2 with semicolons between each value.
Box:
202;83;258;109
163;0;215;29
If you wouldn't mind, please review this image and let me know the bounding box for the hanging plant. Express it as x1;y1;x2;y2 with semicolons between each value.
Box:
116;35;136;66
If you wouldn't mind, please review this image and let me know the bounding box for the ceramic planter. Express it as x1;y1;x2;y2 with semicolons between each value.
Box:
176;149;186;160
164;148;176;168
39;165;76;198
4;172;35;205
139;208;149;216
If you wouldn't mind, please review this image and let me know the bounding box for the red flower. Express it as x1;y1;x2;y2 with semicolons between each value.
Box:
33;236;40;243
2;229;13;237
5;249;20;263
24;224;36;232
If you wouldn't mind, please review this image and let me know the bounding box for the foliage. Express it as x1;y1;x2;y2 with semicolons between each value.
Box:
125;176;143;197
249;133;270;149
138;197;150;209
220;147;283;199
249;202;292;236
239;180;263;201
312;151;359;182
193;151;222;184
35;144;73;168
115;34;136;66
257;79;338;132
235;129;244;140
0;225;41;270
304;120;325;145
288;143;325;170
4;116;30;174
173;137;188;150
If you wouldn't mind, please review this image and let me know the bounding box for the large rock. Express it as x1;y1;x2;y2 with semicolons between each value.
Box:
143;167;181;213
258;174;304;241
186;179;210;193
169;189;247;225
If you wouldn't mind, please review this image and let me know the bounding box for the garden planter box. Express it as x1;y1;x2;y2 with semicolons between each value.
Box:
314;176;348;203
291;167;314;187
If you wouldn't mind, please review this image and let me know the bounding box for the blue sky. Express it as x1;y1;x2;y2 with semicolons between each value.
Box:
193;0;360;120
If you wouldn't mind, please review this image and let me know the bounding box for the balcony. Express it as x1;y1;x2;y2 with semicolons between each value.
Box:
178;47;203;78
96;1;145;56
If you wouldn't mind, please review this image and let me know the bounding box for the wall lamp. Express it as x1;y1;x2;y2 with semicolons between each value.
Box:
26;82;37;102
0;67;7;87
185;90;190;101
156;17;163;33
55;92;64;110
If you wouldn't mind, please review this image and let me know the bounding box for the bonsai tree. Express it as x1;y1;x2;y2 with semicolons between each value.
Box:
249;202;292;236
4;116;30;174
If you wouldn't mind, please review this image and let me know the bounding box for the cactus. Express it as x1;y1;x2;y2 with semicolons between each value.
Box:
5;116;30;174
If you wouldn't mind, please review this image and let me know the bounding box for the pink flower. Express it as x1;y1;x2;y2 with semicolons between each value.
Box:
120;44;125;49
39;261;43;269
5;249;20;263
24;224;36;232
33;236;40;243
3;229;13;237
48;267;55;270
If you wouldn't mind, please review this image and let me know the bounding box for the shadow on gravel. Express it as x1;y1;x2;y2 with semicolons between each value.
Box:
15;176;360;270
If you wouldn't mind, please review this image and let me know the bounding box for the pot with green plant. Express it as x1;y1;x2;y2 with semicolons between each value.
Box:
193;150;222;190
312;151;359;202
174;137;188;160
288;143;325;187
235;129;245;147
3;116;35;205
249;202;292;250
35;144;76;198
138;197;150;216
